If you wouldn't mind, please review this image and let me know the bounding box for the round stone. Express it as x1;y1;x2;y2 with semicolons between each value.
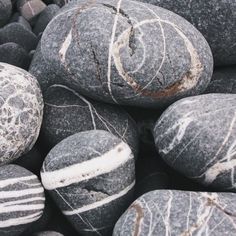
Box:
39;0;213;108
0;0;12;27
154;93;236;191
0;164;45;236
113;190;236;235
0;63;43;165
41;130;135;235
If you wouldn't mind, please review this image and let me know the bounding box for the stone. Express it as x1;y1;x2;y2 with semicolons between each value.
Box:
113;189;236;235
41;130;135;235
18;16;32;31
39;0;213;108
0;164;45;236
0;43;31;69
53;0;69;7
41;84;139;157
138;0;236;66
32;232;64;236
33;4;60;35
154;93;236;192
0;63;43;165
0;0;12;27
0;22;38;52
204;67;236;94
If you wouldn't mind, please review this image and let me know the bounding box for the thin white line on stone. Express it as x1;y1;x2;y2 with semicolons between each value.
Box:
0;204;44;213
59;29;73;63
0;175;37;188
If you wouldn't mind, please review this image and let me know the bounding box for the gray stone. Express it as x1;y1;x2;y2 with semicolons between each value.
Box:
154;93;236;191
41;84;139;158
113;190;236;236
32;232;64;236
138;0;236;66
0;164;45;236
39;0;213;108
53;0;69;7
41;130;135;235
0;63;43;165
0;0;12;27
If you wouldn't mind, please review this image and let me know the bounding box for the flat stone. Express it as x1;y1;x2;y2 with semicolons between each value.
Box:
39;0;213;108
154;93;236;191
0;0;12;27
138;0;236;66
0;164;45;236
113;190;236;235
41;130;135;235
0;63;43;165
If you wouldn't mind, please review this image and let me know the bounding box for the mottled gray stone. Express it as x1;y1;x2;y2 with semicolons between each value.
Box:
41;84;139;158
154;93;236;191
113;190;236;236
0;63;43;165
0;0;12;27
138;0;236;66
39;0;213;108
41;130;135;235
0;164;45;236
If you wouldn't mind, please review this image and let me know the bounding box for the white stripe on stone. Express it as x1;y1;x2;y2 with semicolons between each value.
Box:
0;204;44;213
63;181;135;215
41;141;133;190
0;197;45;207
0;175;37;188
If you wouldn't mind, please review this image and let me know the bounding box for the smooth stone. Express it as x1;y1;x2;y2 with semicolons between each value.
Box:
0;0;12;27
113;190;236;235
154;93;236;191
32;232;64;236
138;0;236;66
0;22;38;52
0;63;43;165
18;16;32;31
33;4;60;35
41;130;135;235
41;84;139;157
0;42;31;69
39;0;213;108
0;164;45;236
204;67;236;94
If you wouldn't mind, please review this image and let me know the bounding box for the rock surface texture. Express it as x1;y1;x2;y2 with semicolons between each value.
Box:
0;0;12;27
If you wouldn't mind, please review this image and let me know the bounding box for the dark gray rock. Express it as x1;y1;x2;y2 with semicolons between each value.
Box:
39;0;213;108
41;84;139;158
18;16;32;31
0;42;31;69
53;0;69;7
32;232;64;236
138;0;236;66
0;164;45;236
0;0;12;27
204;67;236;94
41;130;135;235
0;22;38;52
113;190;236;236
0;63;43;165
154;93;236;192
33;4;60;35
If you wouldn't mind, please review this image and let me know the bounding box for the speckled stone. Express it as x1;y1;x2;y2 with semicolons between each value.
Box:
41;84;139;157
204;67;236;94
39;0;213;108
154;93;236;191
0;0;12;27
0;164;45;236
41;130;135;235
0;63;43;165
138;0;236;66
113;190;236;236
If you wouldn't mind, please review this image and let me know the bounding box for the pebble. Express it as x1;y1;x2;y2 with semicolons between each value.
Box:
113;190;236;235
0;164;45;236
39;0;213;108
32;232;64;236
0;63;43;165
41;130;135;235
0;0;12;27
154;93;236;191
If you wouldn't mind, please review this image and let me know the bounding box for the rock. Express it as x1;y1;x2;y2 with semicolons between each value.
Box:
18;16;32;31
204;67;236;94
41;130;135;235
0;43;31;69
32;232;64;236
0;63;43;165
113;189;236;235
33;4;60;35
39;0;213;108
0;164;45;236
154;93;236;191
0;0;12;27
0;22;38;52
53;0;69;7
41;84;139;157
138;0;236;66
